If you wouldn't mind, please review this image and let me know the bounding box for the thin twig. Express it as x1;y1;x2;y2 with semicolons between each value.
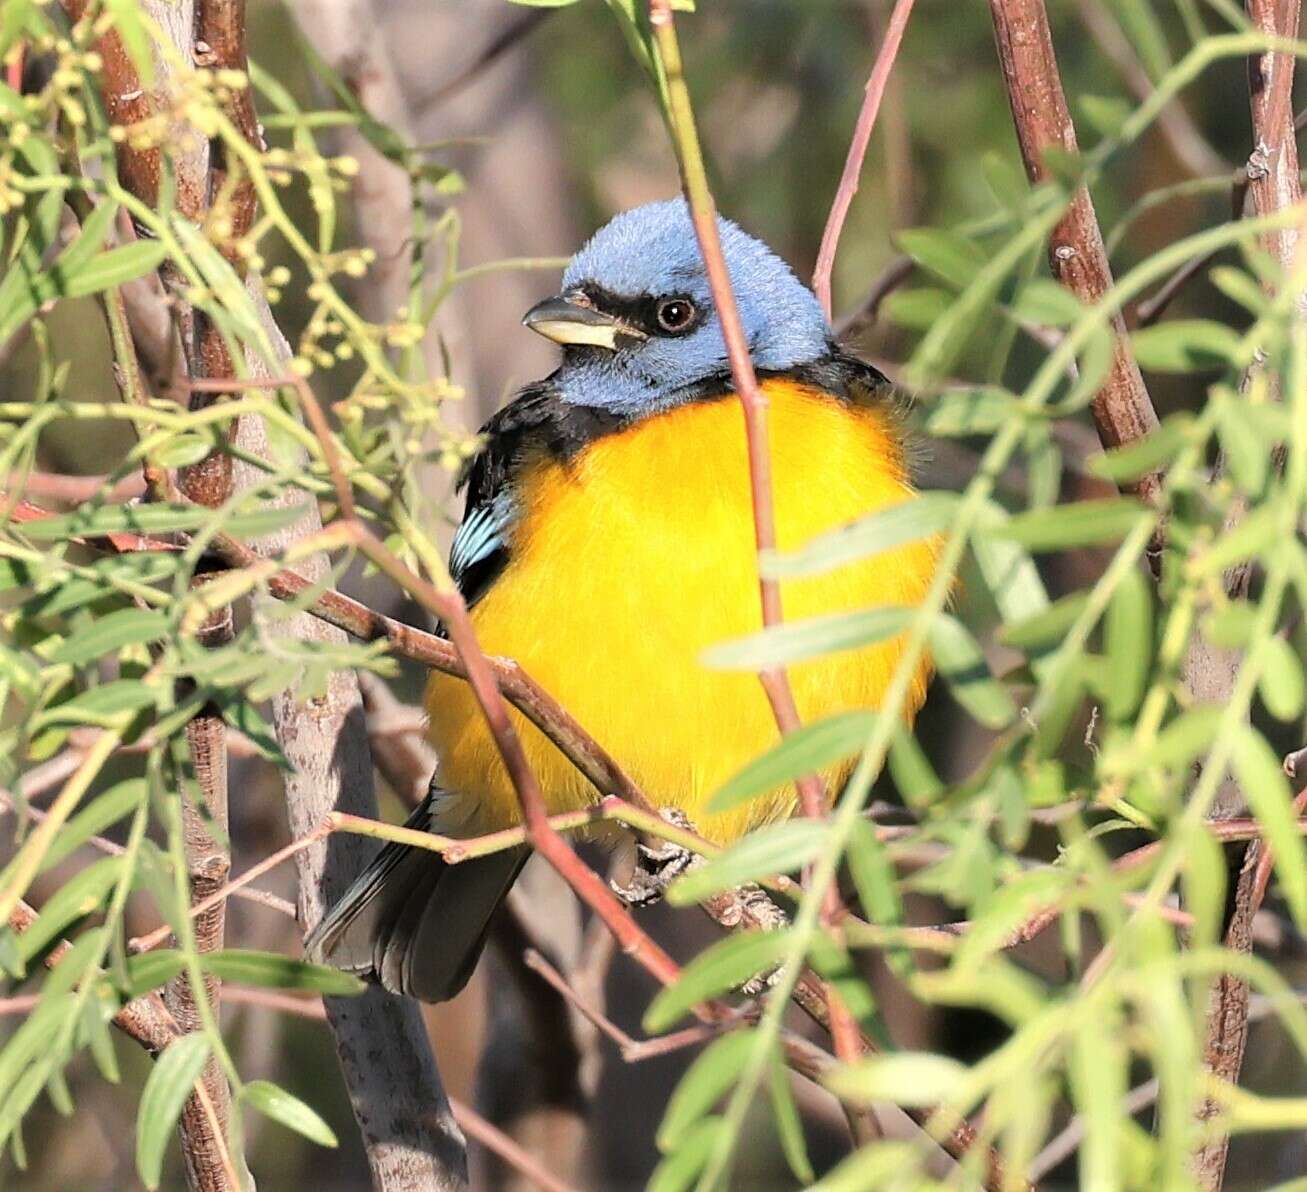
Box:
1193;4;1304;1186
129;825;327;953
813;0;917;319
452;1097;581;1192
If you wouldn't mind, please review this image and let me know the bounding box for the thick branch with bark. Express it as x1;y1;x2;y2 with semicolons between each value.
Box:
1193;4;1304;1188
987;0;1162;503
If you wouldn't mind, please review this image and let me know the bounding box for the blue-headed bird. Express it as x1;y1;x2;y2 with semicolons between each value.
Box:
306;198;937;1001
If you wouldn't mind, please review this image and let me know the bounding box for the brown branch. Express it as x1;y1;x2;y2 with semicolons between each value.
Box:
229;295;467;1189
812;0;917;319
451;1099;581;1192
1193;5;1304;1187
988;0;1162;505
4;470;146;504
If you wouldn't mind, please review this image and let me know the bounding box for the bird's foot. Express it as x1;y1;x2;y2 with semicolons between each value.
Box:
611;807;698;907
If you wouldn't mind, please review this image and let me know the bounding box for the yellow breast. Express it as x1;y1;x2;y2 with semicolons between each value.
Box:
424;379;937;842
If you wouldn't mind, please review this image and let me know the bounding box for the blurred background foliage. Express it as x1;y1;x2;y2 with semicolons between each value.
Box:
4;0;1307;1189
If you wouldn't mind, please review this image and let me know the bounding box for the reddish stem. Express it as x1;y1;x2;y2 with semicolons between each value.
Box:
812;0;918;320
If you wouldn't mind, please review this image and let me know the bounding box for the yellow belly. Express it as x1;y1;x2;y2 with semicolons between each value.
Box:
424;379;937;843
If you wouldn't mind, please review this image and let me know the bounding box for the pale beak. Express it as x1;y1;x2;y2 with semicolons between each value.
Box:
522;294;629;350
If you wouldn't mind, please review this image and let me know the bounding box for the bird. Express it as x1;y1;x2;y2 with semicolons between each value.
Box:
306;198;937;1002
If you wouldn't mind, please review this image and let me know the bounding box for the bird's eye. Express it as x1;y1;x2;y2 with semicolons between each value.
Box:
655;298;696;333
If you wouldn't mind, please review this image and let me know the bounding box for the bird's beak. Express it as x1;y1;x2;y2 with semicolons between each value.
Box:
522;294;624;350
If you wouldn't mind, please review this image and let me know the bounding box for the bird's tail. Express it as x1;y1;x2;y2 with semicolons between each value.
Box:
305;790;527;1003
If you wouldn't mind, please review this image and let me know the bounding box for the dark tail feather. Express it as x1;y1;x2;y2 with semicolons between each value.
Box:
305;792;528;1002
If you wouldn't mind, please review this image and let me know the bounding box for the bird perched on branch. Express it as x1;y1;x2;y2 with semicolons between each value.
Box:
307;198;937;1001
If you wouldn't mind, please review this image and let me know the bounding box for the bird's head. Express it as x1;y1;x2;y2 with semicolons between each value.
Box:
523;198;831;416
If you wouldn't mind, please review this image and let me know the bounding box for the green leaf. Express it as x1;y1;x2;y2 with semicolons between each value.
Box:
1011;278;1083;327
52;240;168;300
201;949;365;996
824;1052;967;1107
1217;397;1270;496
1231;727;1307;931
1210;266;1267;315
894;228;985;290
927;613;1017;729
881;287;952;330
242;1081;337;1148
769;1054;813;1184
18;499;310;545
954;869;1067;969
41;780;145;875
136;1034;212;1189
762;493;956;579
1104;568;1152;721
649;1117;724;1192
51;609;169;666
989;498;1149;552
1090;415;1193;483
1190;505;1280;578
922;387;1015;436
153;434;214;470
657;1030;753;1150
1101;0;1172;79
668;822;827;904
981;151;1028;210
644;930;793;1032
886;723;943;809
1060;324;1115;412
1131;320;1241;373
104;0;156;84
123;951;187;999
1079;94;1133;140
846;818;903;927
1260;637;1305;722
999;591;1089;652
16;858;120;964
709;712;875;812
907;200;1063;385
809;1142;919;1191
972;500;1051;627
701;607;912;670
35;680;158;729
1134;706;1221;772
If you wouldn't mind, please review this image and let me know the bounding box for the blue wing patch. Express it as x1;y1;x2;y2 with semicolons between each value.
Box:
448;491;515;607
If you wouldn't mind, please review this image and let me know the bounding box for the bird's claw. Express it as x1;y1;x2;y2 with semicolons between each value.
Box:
611;808;698;907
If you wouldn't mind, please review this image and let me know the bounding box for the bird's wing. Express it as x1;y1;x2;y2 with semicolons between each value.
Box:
448;378;626;609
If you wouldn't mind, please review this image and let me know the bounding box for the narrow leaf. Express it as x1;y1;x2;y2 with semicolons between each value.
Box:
136;1035;212;1189
668;822;827;904
702;608;912;671
644;930;793;1032
762;494;955;579
243;1080;337;1147
708;712;875;812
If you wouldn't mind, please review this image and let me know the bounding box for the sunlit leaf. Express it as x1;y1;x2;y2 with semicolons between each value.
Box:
701;607;912;670
243;1081;338;1147
824;1052;967;1107
708;712;875;812
657;1030;753;1150
761;493;956;579
1231;727;1307;930
1131;319;1241;373
644;930;793;1032
927;613;1017;729
136;1035;212;1189
668;822;827;904
201;950;365;996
